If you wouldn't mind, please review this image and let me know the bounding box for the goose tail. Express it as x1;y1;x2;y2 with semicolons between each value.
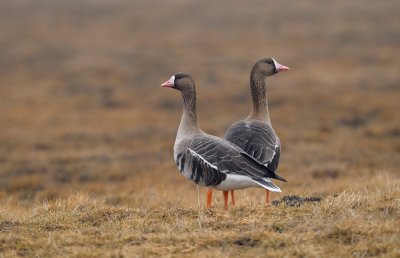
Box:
252;178;282;192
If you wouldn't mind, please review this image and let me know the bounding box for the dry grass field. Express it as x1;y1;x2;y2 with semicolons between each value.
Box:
0;0;399;257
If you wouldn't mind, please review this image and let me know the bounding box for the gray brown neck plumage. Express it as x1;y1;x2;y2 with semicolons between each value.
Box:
181;89;197;122
177;88;201;140
249;70;270;123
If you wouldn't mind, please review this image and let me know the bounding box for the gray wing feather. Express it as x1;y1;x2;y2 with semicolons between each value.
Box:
224;120;280;171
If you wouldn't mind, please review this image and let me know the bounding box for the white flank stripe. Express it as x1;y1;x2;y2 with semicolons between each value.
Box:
189;148;218;170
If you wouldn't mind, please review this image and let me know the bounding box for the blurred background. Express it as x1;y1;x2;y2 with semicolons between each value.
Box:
0;0;399;206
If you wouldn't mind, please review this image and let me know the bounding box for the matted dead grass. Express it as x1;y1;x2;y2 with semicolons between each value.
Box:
0;176;399;257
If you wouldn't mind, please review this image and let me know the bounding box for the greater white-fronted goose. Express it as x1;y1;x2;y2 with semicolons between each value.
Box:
161;73;287;209
206;58;290;208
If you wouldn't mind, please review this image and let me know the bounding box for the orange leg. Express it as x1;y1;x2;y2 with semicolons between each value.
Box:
266;190;270;206
223;191;229;210
230;190;235;206
206;189;213;208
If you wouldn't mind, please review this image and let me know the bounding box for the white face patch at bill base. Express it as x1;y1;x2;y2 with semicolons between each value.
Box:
168;75;175;85
272;58;279;69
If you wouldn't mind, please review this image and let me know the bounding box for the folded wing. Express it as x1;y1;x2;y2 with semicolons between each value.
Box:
189;135;286;182
224;121;280;171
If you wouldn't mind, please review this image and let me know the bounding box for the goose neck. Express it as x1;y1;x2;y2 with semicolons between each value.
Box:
249;71;270;123
177;89;201;139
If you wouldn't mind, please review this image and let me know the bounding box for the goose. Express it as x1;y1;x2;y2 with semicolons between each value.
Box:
206;58;290;208
161;73;286;209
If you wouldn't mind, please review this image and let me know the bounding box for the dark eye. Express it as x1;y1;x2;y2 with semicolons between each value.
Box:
266;61;272;64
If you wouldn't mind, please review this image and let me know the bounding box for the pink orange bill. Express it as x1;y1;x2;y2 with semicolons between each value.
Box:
161;75;175;87
276;63;290;72
272;58;290;72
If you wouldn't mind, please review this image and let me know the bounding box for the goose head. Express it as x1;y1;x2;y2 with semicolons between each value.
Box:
161;73;195;92
252;57;290;77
